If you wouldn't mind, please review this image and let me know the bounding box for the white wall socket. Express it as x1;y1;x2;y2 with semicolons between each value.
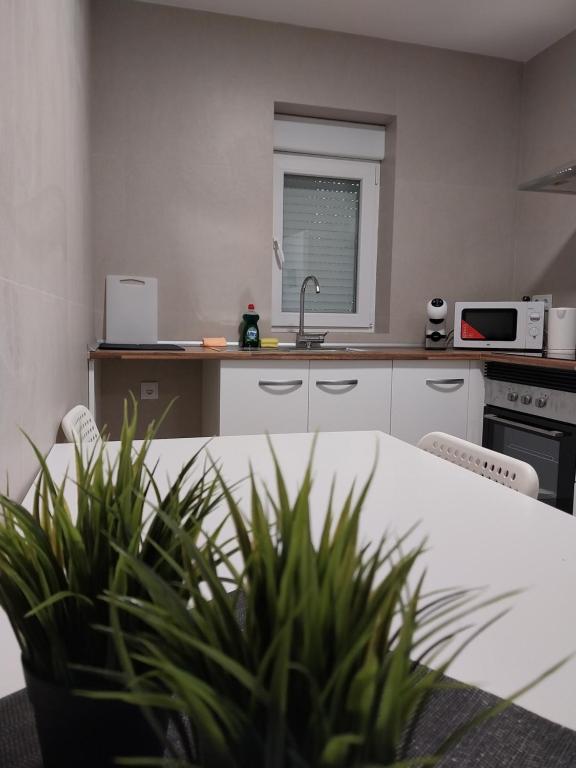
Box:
140;381;159;400
532;294;552;309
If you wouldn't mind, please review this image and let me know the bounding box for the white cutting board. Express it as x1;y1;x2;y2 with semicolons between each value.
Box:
105;275;158;343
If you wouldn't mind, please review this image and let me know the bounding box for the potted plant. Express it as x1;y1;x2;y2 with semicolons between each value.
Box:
0;399;222;768
107;450;547;768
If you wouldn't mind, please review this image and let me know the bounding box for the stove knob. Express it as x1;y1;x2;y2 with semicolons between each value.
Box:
507;392;519;402
521;394;532;405
535;396;548;408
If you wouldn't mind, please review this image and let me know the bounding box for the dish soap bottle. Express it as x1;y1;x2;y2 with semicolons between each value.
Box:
240;303;260;348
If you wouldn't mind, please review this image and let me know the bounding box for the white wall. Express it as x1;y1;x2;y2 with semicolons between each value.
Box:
91;0;522;345
513;30;576;306
0;0;94;501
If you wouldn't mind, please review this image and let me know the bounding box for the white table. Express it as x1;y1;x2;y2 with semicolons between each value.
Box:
2;431;576;731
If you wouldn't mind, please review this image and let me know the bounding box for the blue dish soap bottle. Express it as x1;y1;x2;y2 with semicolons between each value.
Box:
240;303;260;348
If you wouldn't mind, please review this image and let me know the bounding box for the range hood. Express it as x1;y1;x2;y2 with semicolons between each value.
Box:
519;162;576;194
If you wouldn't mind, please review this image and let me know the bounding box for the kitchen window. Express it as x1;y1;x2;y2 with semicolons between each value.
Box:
272;117;384;330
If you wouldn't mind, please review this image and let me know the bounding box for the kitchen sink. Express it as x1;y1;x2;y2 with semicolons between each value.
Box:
234;346;376;353
287;345;348;351
233;346;348;352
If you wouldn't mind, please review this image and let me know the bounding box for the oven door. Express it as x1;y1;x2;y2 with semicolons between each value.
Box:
483;405;576;513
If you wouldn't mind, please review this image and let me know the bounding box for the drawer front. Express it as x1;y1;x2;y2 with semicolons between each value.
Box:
391;361;470;445
308;361;392;433
219;361;309;435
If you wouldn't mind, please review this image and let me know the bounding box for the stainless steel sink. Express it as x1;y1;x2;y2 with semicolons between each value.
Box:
286;345;384;352
234;345;375;353
285;346;352;352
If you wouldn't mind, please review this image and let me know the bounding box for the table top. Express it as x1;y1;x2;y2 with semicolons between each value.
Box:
3;430;576;730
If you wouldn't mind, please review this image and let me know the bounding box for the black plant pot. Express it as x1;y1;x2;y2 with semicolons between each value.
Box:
24;665;167;768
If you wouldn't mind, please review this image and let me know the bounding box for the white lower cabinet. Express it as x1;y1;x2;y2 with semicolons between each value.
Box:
390;361;471;446
217;361;309;435
205;360;392;436
308;361;392;433
204;358;483;443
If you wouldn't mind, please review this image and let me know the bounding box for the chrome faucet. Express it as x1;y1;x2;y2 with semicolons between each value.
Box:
296;275;328;348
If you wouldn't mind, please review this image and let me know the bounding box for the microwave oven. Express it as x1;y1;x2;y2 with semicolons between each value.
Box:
453;301;545;350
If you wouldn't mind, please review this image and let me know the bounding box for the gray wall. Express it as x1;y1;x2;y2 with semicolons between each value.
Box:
0;0;93;498
514;30;576;306
91;0;522;345
91;0;524;435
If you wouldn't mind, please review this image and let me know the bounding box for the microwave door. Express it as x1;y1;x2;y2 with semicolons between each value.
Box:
460;308;518;346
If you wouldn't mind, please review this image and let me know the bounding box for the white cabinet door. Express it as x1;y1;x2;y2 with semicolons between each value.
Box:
308;361;392;433
219;361;309;435
391;361;470;445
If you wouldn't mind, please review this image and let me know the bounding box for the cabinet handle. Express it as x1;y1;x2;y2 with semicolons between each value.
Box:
258;379;303;387
315;379;358;387
425;378;465;386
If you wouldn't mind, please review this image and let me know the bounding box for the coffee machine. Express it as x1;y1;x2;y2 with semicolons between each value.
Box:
425;298;448;349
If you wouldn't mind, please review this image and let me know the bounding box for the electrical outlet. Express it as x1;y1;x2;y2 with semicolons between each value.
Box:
140;381;158;400
532;294;552;309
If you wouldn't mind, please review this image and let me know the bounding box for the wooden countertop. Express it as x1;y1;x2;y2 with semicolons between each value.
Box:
89;345;576;370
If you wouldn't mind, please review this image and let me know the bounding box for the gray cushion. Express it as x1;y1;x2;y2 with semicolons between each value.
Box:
2;678;576;767
403;682;576;767
0;689;41;768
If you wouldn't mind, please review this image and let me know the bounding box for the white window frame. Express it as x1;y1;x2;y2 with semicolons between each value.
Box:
272;152;380;330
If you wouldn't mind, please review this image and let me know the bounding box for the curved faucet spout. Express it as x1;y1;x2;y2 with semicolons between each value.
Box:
296;275;327;347
299;275;320;337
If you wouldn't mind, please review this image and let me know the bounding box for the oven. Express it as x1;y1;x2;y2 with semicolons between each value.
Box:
483;362;576;514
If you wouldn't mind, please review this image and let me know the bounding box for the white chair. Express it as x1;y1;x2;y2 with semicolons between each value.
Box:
417;431;539;498
61;405;101;446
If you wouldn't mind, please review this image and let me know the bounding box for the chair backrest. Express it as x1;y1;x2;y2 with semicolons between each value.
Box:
61;405;101;446
417;431;539;498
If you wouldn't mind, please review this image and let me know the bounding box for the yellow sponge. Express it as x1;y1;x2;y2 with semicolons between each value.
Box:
202;337;227;347
260;337;279;348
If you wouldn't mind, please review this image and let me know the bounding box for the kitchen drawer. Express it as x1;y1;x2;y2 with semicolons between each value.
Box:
391;361;470;445
308;361;392;433
218;361;309;435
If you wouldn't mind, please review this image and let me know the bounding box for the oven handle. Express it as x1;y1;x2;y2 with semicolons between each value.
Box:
484;413;565;438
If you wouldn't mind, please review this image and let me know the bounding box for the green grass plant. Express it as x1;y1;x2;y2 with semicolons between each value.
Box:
107;447;536;768
0;399;221;687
